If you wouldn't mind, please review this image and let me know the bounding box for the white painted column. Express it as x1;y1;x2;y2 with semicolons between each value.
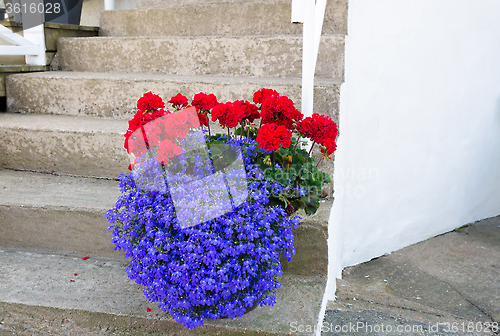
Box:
301;0;315;120
104;0;115;10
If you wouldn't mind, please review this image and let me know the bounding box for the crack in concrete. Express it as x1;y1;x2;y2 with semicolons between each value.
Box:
342;295;447;319
433;275;498;324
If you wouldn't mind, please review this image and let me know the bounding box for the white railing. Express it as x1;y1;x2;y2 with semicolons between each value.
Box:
0;0;46;65
292;0;327;120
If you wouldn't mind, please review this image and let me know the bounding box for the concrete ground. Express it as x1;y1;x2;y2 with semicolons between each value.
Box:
322;215;500;336
0;213;499;335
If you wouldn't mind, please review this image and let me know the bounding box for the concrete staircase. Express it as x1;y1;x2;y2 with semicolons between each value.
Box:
0;0;346;333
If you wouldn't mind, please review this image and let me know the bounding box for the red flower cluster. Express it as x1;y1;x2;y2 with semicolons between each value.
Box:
256;123;292;152
156;138;183;165
234;100;260;123
299;113;338;156
126;89;338;166
260;95;303;129
191;92;218;127
192;93;218;112
166;106;200;139
253;88;279;104
124;99;169;157
211;102;244;128
320;138;337;156
141;107;198;148
168;93;188;110
137;91;165;111
125;92;206;167
253;89;302;152
196;113;208;127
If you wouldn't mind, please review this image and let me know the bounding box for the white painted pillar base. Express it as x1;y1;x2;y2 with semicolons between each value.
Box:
104;0;115;10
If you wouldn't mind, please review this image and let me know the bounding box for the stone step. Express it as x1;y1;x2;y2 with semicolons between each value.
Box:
0;169;330;275
99;0;347;37
57;35;344;80
6;71;340;122
0;169;121;259
0;113;129;179
0;248;326;335
0;65;46;97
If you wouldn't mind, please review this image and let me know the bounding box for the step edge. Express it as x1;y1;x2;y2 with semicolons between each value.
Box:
6;71;343;86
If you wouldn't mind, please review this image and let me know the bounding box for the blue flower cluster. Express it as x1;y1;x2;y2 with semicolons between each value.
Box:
106;137;301;329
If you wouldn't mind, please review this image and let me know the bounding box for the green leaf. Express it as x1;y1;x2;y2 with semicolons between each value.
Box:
234;127;244;136
301;193;320;215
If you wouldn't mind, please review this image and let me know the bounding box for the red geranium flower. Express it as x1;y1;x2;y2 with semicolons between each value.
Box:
137;91;165;111
161;106;199;141
156;139;183;165
168;93;189;110
256;123;292;152
234;100;260;123
143;119;163;147
127;111;143;133
253;88;279;104
320;138;337;156
197;112;208;127
124;109;171;153
298;113;337;144
211;102;244;128
260;95;303;129
192;93;218;112
125;133;148;156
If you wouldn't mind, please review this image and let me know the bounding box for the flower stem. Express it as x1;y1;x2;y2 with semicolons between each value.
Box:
306;141;316;162
207;115;211;137
292;136;301;155
316;156;324;167
140;125;150;150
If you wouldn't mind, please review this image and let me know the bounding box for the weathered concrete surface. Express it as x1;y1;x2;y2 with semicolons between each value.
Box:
7;72;340;121
0;169;119;210
282;198;332;275
0;169;331;274
0;65;46;97
0;169;123;259
0;113;129;179
57;35;344;80
323;216;500;335
101;0;347;37
43;22;99;52
0;206;123;260
0;250;326;335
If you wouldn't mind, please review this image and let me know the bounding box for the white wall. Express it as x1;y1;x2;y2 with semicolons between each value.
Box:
327;0;500;299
